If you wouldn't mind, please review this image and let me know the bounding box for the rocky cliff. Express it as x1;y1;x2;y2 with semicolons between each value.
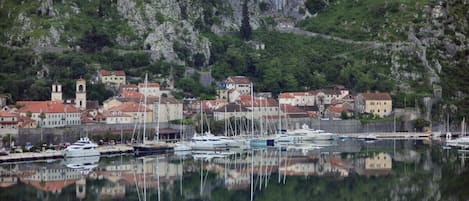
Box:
1;0;308;64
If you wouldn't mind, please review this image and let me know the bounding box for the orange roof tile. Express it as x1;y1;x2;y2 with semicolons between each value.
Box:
138;82;160;88
279;92;315;99
122;91;144;99
360;92;392;101
17;101;81;113
201;100;227;110
108;102;152;112
280;104;305;113
238;97;278;107
279;93;294;99
327;106;348;113
99;69;126;76
226;76;251;84
0;111;17;117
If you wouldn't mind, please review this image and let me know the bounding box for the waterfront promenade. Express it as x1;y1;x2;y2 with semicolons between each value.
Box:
0;144;134;163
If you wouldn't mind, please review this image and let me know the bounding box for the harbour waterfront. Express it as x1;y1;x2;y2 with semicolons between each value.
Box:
0;139;468;201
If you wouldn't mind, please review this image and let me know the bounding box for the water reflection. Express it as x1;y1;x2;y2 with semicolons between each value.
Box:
0;139;468;201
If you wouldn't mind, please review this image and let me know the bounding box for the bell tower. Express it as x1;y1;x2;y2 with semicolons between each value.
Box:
51;81;62;101
75;78;87;110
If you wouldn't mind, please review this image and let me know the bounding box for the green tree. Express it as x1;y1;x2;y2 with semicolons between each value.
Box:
78;26;113;53
240;0;252;40
305;0;327;14
413;118;430;131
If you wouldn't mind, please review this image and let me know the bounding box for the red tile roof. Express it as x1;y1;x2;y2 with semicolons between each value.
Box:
360;93;392;101
278;93;294;99
108;102;152;113
138;82;160;88
213;102;249;112
0;111;16;117
238;96;278;107
99;69;126;76
201;100;227;110
226;76;251;84
279;92;313;99
122;91;144;99
280;104;306;113
327;106;348;113
17;101;81;113
331;100;344;106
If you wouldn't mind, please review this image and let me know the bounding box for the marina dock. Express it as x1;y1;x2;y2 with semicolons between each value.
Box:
0;144;135;163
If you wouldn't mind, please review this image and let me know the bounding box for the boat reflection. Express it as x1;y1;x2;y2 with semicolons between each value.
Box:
0;139;467;201
63;155;100;170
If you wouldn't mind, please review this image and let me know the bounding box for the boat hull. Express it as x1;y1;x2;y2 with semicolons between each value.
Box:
133;144;173;156
63;149;100;158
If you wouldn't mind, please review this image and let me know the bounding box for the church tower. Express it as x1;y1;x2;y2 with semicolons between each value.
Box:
75;78;87;110
51;81;62;101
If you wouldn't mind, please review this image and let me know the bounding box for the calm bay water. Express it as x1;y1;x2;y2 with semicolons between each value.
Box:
1;139;468;201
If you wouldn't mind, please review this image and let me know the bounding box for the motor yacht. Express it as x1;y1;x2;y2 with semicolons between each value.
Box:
63;137;100;157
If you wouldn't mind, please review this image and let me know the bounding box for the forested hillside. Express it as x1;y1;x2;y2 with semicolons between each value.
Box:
0;0;468;119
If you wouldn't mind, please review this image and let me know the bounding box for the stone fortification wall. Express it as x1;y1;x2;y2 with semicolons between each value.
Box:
16;123;194;145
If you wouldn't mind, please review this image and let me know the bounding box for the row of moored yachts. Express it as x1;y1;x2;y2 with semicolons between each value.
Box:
175;124;337;151
60;124;338;158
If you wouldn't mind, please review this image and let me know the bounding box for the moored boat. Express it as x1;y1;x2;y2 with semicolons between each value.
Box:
63;137;100;158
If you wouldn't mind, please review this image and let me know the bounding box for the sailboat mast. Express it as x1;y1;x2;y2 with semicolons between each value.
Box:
278;101;281;134
200;100;204;134
180;103;184;141
250;83;254;137
260;97;263;136
156;96;161;143
143;74;148;144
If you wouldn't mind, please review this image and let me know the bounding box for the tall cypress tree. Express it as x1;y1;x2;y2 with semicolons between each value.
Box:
240;0;252;40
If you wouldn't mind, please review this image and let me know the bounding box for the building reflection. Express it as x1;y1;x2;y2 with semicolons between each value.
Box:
0;150;395;198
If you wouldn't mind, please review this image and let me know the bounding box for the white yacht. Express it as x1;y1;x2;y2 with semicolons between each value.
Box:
275;125;337;144
190;132;243;150
63;137;100;157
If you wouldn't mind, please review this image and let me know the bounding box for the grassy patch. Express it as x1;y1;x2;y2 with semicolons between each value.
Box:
300;0;429;42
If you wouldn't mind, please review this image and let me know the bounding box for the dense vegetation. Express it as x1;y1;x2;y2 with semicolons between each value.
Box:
208;30;395;95
301;0;428;41
0;0;468;119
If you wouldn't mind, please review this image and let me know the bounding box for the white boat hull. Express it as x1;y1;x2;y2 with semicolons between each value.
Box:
63;149;100;158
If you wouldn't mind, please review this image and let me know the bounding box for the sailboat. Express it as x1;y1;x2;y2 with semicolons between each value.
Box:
133;74;173;156
174;108;192;152
446;117;469;148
